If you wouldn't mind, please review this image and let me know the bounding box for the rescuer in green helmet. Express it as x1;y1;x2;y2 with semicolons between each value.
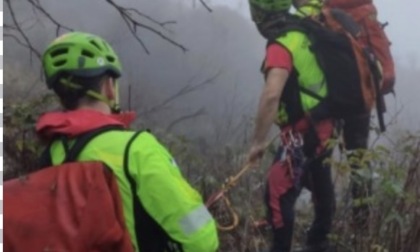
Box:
38;32;219;252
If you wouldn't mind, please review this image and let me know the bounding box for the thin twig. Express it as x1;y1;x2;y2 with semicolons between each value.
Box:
6;0;188;56
141;70;221;115
125;7;176;31
166;108;206;132
5;0;42;62
4;33;29;48
27;0;73;36
199;0;213;12
119;14;149;53
105;0;187;53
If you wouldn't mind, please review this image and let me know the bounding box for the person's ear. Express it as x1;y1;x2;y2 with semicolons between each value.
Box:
103;77;116;101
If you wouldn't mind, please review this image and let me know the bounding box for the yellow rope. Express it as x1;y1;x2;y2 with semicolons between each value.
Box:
207;135;277;231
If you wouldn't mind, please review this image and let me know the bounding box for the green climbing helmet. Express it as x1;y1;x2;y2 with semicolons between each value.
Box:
249;0;293;23
249;0;292;11
42;32;122;88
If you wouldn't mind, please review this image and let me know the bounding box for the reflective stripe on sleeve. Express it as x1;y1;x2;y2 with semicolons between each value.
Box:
179;205;213;235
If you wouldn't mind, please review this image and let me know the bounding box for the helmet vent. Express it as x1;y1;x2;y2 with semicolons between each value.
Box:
54;60;67;67
102;41;110;51
50;48;69;58
82;50;94;58
106;55;115;62
90;40;101;50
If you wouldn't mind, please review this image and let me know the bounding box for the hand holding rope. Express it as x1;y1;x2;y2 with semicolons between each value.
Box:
205;136;277;231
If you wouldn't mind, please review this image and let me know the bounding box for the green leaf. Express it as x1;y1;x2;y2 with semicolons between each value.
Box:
16;140;24;152
384;211;404;229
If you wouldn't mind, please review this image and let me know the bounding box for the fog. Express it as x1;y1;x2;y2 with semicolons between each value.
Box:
4;0;420;147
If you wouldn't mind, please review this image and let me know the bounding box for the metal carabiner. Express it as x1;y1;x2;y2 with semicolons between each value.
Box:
287;131;303;148
293;132;304;147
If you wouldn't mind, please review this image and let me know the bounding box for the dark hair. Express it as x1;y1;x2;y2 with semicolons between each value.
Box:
51;73;111;110
256;12;295;39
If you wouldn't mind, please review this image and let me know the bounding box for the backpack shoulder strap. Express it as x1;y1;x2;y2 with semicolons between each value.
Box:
266;22;307;45
123;131;143;191
38;142;54;168
321;8;361;38
121;131;180;251
65;125;125;162
39;125;124;168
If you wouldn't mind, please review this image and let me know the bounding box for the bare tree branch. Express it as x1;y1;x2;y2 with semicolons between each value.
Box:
105;0;187;54
5;0;192;58
199;0;213;12
4;33;28;48
192;0;213;12
5;0;42;63
125;7;177;31
166;108;206;132
27;0;73;36
370;104;404;148
118;13;149;53
141;70;222;115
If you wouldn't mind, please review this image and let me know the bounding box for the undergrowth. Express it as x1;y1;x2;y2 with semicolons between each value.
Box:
4;90;420;252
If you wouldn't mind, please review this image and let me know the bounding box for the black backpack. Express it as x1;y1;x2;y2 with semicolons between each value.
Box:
266;9;385;131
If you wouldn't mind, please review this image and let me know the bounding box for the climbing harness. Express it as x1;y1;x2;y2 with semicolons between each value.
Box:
280;130;306;189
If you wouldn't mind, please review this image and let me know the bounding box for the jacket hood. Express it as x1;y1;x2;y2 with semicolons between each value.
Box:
36;109;136;140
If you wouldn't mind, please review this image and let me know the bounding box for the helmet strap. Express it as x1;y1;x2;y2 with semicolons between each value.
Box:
85;89;121;114
112;81;121;114
60;78;121;114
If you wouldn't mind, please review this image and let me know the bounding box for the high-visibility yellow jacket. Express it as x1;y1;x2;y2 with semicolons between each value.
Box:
38;110;219;252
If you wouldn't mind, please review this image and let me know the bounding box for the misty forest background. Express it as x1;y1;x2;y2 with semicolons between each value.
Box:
3;0;420;251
